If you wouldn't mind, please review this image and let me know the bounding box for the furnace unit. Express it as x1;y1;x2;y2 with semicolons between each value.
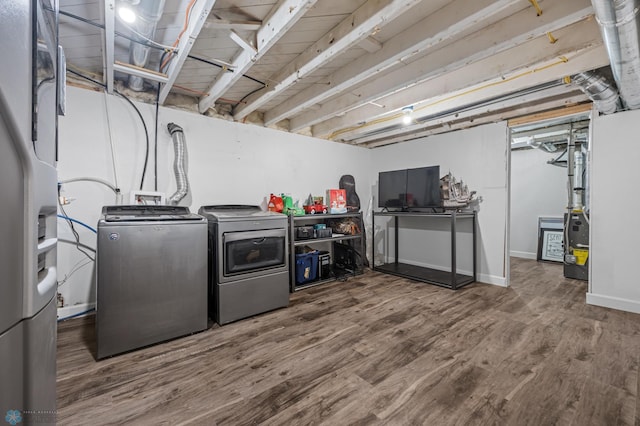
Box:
564;212;589;281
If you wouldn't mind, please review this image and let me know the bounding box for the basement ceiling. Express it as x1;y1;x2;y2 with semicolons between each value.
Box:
59;0;610;147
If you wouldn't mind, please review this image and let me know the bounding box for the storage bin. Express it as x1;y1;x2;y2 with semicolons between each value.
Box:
318;251;331;279
295;226;314;239
573;248;589;266
295;251;319;284
314;228;332;238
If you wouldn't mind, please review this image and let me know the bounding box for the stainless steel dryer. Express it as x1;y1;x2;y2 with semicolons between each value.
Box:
198;205;289;325
96;205;208;359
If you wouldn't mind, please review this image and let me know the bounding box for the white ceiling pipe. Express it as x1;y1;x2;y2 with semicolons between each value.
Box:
591;0;640;109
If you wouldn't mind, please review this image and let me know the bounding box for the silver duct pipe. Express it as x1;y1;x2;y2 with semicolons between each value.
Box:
167;123;189;205
127;0;166;91
567;132;576;211
572;71;620;114
526;135;561;152
591;0;640;109
547;150;568;168
565;124;588;210
574;150;585;210
582;143;591;213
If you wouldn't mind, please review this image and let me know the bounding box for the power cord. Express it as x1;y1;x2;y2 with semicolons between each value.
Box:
65;69;151;191
57;201;95;262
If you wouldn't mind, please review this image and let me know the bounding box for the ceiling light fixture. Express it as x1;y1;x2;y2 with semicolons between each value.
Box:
401;106;414;125
118;5;137;24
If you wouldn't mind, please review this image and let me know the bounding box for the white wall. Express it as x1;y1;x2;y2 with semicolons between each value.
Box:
370;122;510;286
56;86;372;317
509;148;567;259
588;109;640;313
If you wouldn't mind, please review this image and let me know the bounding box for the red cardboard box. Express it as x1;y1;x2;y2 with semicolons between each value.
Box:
327;189;347;214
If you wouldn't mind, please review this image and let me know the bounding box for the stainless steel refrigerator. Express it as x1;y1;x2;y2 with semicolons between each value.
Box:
0;1;59;423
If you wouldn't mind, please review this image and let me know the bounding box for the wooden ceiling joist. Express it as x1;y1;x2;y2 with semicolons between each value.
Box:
265;0;525;128
231;0;425;121
102;0;115;93
313;22;607;140
290;0;595;133
346;85;584;144
507;102;594;127
197;0;318;114
203;18;262;31
364;99;592;148
159;0;217;104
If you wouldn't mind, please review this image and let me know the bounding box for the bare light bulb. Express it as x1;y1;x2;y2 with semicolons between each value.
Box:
401;106;414;125
118;6;137;23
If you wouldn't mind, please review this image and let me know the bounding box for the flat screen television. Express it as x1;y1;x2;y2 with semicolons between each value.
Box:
378;169;407;208
378;165;441;210
406;165;441;208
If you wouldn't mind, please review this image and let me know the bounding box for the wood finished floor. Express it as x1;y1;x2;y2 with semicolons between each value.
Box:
57;258;640;425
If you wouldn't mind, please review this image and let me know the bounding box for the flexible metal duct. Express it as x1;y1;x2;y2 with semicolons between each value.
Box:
526;137;560;152
574;149;586;210
567;134;576;211
127;0;166;91
572;71;620;114
167;123;189;205
591;0;640;109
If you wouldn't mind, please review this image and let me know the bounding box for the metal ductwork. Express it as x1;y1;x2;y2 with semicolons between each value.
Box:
572;71;620;114
591;0;640;109
567;133;576;211
167;123;189;205
526;137;560;152
127;0;166;91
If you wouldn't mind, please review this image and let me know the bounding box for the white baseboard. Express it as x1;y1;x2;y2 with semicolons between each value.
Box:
57;303;96;321
509;251;537;260
586;293;640;314
477;273;507;287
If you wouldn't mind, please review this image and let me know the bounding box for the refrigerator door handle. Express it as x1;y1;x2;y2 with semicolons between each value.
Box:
37;266;57;296
37;237;57;255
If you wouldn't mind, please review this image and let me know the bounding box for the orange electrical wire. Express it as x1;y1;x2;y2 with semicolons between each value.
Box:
160;0;197;71
173;84;209;96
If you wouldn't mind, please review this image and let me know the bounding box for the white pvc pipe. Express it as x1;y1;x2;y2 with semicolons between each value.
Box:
59;177;122;204
60;177;117;193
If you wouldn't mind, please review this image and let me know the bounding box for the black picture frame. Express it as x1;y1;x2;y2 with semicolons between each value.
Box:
537;228;564;262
